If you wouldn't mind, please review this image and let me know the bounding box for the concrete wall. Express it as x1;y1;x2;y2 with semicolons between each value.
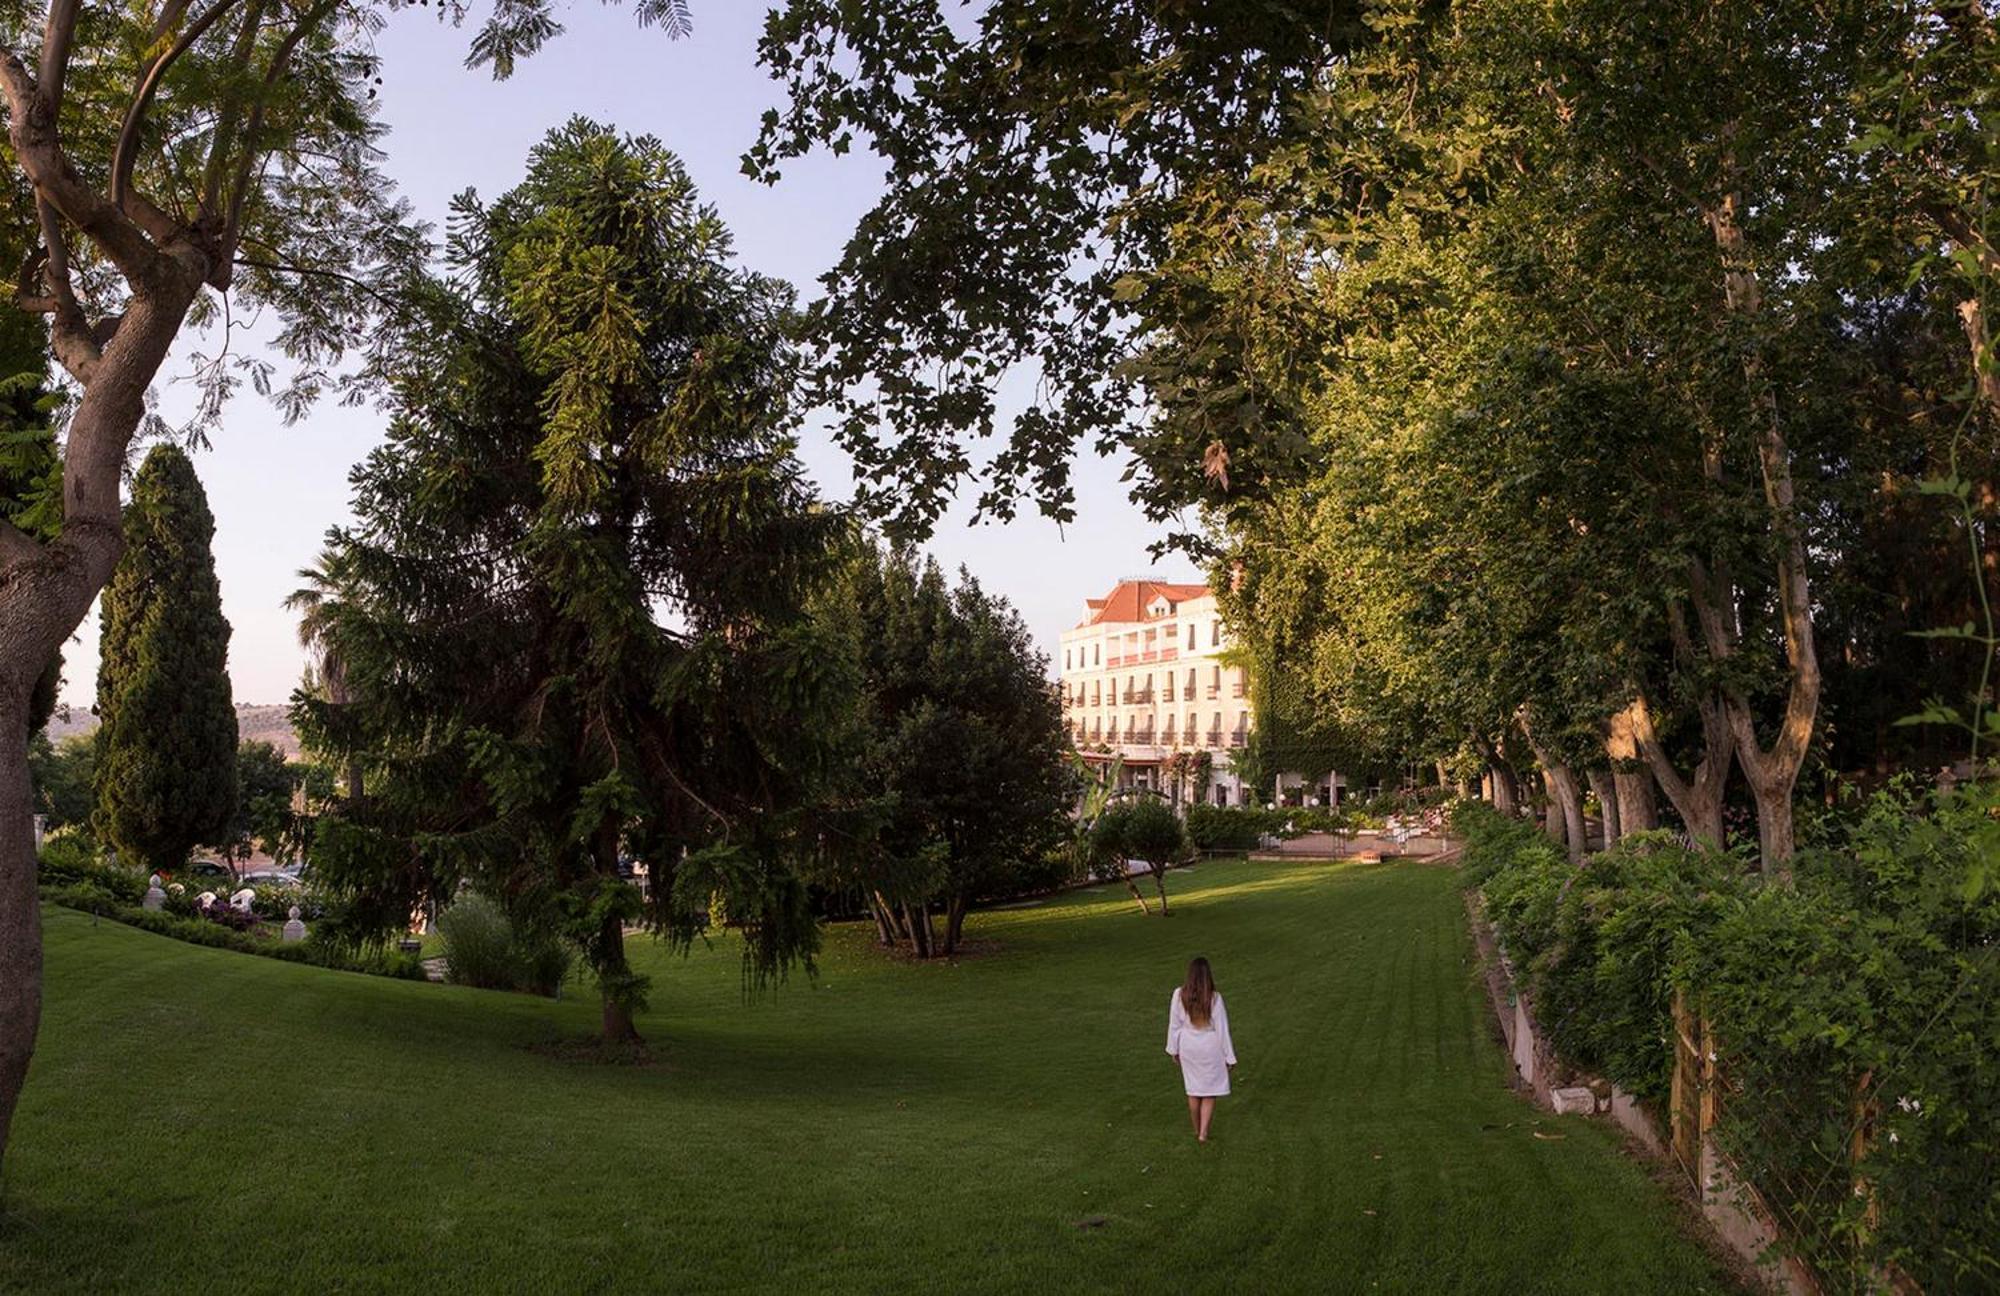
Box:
1466;893;1813;1295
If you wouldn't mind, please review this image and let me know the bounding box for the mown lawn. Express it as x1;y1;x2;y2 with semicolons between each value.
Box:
0;859;1740;1294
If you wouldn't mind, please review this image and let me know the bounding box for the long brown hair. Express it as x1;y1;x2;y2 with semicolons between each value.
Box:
1180;956;1217;1028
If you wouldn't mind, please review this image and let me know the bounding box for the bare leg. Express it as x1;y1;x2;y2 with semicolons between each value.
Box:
1197;1097;1216;1141
1185;1095;1200;1134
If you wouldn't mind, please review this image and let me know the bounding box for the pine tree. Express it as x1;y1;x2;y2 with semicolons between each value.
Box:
93;446;238;875
292;121;850;1043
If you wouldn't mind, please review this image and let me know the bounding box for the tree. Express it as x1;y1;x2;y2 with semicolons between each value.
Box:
25;731;89;833
217;739;296;863
90;446;238;861
91;444;237;875
291;120;847;1044
0;0;695;1174
823;546;1076;958
750;1;1369;541
1088;796;1185;916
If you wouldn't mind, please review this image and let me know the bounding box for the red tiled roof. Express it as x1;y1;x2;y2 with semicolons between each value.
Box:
1078;579;1211;627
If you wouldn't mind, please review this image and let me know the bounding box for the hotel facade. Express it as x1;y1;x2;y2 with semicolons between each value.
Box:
1058;578;1344;808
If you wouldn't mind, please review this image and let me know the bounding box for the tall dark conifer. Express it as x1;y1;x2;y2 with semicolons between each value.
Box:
93;446;238;875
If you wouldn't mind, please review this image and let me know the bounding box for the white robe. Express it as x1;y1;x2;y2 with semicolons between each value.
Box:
1166;989;1236;1097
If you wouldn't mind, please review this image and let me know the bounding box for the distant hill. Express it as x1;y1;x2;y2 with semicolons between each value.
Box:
43;702;302;759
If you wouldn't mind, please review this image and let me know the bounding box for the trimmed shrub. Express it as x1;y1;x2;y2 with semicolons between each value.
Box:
39;884;426;981
37;837;147;904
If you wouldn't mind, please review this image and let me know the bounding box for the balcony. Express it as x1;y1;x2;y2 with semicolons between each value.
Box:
1206;686;1221;699
1205;730;1223;747
1232;684;1247;698
1182;686;1197;701
1230;732;1247;748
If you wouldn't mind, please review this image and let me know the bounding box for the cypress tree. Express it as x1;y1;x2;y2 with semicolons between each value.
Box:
93;446;238;874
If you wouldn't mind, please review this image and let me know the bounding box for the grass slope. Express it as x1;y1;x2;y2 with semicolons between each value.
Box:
0;860;1739;1294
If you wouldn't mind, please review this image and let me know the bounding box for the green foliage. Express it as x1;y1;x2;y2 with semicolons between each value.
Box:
1086;798;1189;912
1459;789;2000;1291
292;121;845;1027
36;837;145;905
751;1;1362;538
216;740;301;862
93;445;239;877
436;891;572;997
39;886;423;981
811;544;1079;954
27;734;95;833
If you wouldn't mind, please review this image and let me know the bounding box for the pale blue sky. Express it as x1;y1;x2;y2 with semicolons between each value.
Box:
57;3;1198;709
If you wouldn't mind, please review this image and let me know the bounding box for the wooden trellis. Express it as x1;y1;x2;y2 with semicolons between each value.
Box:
1669;988;1712;1184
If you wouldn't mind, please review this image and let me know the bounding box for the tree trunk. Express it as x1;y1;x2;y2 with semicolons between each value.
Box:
1585;768;1620;847
0;276;202;1170
0;685;40;1183
1152;866;1170;917
1489;762;1517;815
1704;181;1820;875
902;902;933;958
1611;766;1657;838
868;895;897;947
941;893;969;955
598;913;641;1043
1520;711;1586;866
1124;877;1152;915
1626;694;1729;849
1550;767;1586;866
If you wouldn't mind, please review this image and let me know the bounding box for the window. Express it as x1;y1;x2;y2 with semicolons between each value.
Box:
1093;643;1099;666
1211;621;1221;647
1064;648;1071;670
1186;624;1195;650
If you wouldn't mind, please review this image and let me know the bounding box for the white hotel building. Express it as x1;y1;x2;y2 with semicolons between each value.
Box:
1058;578;1344;808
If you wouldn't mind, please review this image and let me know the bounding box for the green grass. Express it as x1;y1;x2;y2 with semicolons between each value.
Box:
0;859;1740;1294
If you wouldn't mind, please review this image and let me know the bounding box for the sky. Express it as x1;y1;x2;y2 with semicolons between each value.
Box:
55;3;1198;710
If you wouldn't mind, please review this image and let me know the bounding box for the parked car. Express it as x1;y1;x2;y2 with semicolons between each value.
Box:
240;869;304;890
184;859;235;882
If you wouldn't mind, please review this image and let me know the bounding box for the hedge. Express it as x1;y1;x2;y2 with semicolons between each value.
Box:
41;881;427;982
1455;791;2000;1292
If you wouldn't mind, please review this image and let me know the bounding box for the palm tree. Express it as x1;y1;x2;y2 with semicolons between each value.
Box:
285;544;367;809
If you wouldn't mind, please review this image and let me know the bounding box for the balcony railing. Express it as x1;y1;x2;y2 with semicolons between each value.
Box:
1182;686;1197;701
1232;684;1247;698
1205;730;1223;747
1230;732;1247;747
1207;686;1221;699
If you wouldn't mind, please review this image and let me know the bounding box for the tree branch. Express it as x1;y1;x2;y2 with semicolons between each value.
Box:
38;0;81;114
199;0;270;221
219;0;340;277
31;198;104;383
233;253;396;309
110;0;242;216
0;51;165;282
0;516;44;569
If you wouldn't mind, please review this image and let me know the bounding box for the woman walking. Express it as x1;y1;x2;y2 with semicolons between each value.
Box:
1165;956;1236;1141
